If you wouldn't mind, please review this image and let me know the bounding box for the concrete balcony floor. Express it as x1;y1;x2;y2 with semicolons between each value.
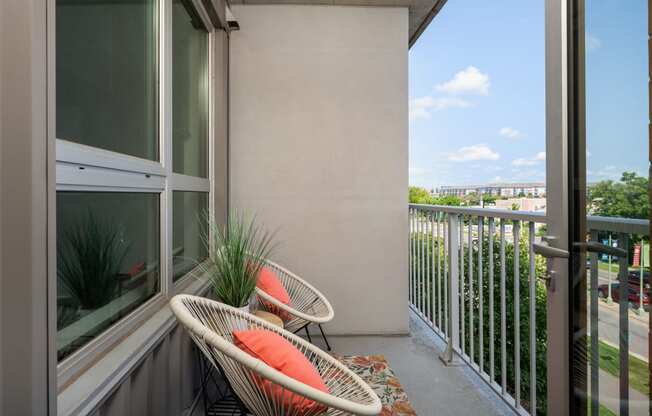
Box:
327;311;513;416
193;311;513;416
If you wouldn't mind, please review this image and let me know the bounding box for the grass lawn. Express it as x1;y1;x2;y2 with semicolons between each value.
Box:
597;340;649;397
597;261;620;274
588;400;617;416
595;262;648;276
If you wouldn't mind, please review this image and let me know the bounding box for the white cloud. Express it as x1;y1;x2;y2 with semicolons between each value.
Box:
499;127;524;139
589;165;620;180
409;96;472;121
511;169;545;181
586;34;601;52
448;144;500;162
435;66;490;96
512;151;546;166
409;167;428;177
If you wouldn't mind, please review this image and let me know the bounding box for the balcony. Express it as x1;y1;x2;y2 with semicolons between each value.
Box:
164;204;648;416
405;204;650;416
48;201;652;416
3;0;651;415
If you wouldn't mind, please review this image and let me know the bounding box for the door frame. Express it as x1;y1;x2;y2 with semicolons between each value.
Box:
544;0;572;414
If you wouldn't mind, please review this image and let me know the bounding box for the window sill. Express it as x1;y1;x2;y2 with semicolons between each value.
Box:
57;277;209;416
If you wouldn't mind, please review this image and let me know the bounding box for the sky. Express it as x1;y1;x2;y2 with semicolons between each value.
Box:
409;0;649;190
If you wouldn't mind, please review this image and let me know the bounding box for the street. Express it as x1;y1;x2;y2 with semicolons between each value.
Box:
593;269;649;359
588;269;649;415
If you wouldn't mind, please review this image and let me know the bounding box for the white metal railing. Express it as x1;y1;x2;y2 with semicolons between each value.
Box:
408;204;649;416
585;216;649;416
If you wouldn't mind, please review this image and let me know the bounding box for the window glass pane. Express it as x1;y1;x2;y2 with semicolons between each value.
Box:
56;0;158;160
56;192;160;361
173;1;209;177
173;191;208;282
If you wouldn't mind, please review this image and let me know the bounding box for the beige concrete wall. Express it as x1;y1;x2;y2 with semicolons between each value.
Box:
229;4;409;334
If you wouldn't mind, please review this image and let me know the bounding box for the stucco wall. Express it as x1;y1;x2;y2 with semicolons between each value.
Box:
229;4;409;335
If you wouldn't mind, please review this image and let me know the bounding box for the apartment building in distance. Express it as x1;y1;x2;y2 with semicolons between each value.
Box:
436;182;547;198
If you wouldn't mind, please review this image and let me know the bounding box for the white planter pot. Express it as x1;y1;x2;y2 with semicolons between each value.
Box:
238;303;251;314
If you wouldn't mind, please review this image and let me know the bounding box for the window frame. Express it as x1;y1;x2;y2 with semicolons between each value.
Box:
55;0;215;387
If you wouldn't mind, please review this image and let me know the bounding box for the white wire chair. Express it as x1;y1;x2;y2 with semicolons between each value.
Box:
170;295;381;416
255;260;335;350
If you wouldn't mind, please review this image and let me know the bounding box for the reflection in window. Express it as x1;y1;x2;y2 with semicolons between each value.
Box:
56;192;160;361
172;0;209;177
56;0;158;160
173;192;208;282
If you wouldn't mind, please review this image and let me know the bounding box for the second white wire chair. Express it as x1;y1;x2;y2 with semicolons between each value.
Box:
255;259;335;350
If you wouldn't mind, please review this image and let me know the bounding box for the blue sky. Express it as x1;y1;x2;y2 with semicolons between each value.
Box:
409;0;648;189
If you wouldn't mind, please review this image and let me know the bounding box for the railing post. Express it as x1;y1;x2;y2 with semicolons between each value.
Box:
618;233;629;416
440;213;462;366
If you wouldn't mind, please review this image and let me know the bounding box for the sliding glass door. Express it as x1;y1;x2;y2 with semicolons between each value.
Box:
543;0;650;414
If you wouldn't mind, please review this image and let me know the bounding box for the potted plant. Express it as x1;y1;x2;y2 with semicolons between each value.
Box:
201;212;276;312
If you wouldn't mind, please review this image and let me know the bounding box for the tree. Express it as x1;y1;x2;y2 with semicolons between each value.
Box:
588;172;649;219
408;186;462;206
433;195;462;206
483;194;498;206
410;226;548;414
409;186;432;204
463;192;480;206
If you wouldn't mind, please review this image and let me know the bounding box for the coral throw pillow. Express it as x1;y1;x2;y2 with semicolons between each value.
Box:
233;329;329;413
257;267;292;319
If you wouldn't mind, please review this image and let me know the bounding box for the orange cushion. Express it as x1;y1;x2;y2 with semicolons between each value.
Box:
257;267;291;305
233;330;328;413
257;267;293;320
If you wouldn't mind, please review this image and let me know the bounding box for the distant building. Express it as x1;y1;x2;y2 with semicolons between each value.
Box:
436;182;546;198
494;198;546;212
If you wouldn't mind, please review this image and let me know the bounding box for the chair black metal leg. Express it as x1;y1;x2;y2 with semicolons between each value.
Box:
194;345;209;416
214;361;250;415
304;325;313;343
318;324;331;351
195;345;250;415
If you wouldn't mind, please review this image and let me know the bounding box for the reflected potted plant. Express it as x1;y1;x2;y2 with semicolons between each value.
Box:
201;212;276;312
57;212;130;314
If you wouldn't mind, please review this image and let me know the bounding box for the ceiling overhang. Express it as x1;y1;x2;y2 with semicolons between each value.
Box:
227;0;446;47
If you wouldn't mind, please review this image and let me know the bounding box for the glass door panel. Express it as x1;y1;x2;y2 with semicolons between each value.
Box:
569;1;651;415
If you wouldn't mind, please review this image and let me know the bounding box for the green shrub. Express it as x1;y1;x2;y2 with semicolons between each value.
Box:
410;221;548;414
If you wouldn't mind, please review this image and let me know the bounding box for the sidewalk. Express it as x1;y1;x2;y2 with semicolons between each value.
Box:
598;300;649;326
594;299;649;361
590;369;649;415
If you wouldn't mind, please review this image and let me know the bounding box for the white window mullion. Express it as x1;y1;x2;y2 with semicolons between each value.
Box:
56;139;165;177
56;162;165;191
169;173;210;193
161;0;173;297
208;27;216;247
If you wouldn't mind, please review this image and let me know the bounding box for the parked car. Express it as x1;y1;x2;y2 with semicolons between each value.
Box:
597;282;650;310
626;270;650;287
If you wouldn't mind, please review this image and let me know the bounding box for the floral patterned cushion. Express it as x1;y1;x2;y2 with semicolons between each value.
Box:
333;354;416;416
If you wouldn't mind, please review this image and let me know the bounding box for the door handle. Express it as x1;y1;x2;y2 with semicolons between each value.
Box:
532;237;568;292
532;241;569;258
573;241;626;258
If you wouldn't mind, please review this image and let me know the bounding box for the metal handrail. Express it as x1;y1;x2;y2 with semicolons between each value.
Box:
587;215;649;235
409;203;650;236
408;203;649;416
409;203;546;222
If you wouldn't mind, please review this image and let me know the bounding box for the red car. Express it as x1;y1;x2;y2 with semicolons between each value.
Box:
597;283;650;310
